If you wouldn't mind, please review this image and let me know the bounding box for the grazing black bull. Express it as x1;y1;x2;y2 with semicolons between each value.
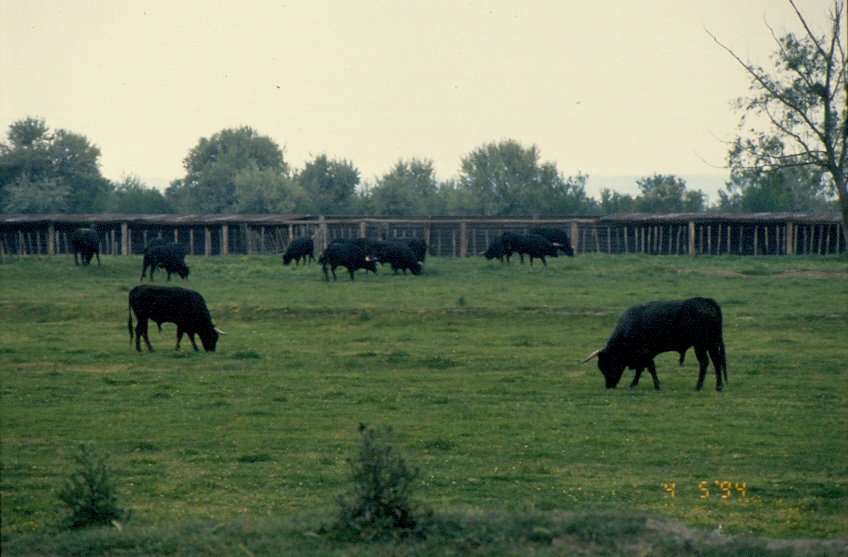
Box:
529;227;575;256
398;238;427;263
71;228;101;266
505;233;559;266
319;242;378;281
283;236;315;267
583;297;727;391
484;236;511;262
140;241;189;281
377;241;422;275
128;285;225;352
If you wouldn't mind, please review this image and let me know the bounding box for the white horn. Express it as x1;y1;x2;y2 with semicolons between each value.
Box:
581;349;601;364
214;327;227;335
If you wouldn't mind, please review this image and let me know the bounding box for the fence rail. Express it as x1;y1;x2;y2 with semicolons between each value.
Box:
1;213;845;260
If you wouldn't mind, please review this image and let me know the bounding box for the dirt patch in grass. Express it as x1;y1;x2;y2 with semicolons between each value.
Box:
773;270;847;279
679;269;846;279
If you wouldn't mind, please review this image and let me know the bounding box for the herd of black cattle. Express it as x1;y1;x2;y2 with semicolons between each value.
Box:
69;227;728;391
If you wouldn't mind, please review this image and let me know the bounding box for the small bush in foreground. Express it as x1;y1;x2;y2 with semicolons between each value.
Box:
328;423;429;541
57;444;128;529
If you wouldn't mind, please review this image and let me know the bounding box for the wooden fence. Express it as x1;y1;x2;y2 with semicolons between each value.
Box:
1;213;845;260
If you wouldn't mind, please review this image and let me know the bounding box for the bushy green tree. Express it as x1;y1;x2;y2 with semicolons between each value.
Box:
295;154;360;214
457;139;594;215
233;167;308;214
170;126;288;213
366;158;439;216
2;174;69;213
599;188;637;214
719;165;836;212
107;175;174;213
0;117;111;213
634;174;706;213
710;0;846;230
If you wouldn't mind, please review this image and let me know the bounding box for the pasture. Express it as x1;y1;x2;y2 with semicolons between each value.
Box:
1;253;846;553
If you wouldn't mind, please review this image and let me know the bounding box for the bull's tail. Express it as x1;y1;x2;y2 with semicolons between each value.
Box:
714;300;728;383
128;302;134;347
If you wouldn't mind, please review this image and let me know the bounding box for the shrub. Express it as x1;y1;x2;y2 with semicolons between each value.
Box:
329;423;428;541
58;444;129;529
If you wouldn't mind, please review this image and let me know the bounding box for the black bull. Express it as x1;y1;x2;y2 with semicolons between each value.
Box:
128;285;225;352
583;297;727;391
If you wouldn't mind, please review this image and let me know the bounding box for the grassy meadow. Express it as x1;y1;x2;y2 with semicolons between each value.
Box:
0;252;846;554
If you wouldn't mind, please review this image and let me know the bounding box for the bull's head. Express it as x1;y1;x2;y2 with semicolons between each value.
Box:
200;326;226;352
582;349;626;388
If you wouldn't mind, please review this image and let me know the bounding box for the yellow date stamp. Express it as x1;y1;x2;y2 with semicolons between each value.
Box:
661;481;748;500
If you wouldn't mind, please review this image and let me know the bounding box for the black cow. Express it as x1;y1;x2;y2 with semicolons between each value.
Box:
329;237;382;258
283;236;315;267
583;297;727;391
397;238;427;263
128;285;224;352
506;233;558;266
319;242;378;281
484;236;512;263
71;228;101;266
529;227;575;256
141;241;189;281
377;241;422;275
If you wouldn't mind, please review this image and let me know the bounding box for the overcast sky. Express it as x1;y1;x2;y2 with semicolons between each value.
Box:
0;0;836;202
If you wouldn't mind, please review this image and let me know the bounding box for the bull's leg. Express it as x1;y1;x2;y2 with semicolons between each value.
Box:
629;368;643;388
541;257;547;266
694;347;709;390
708;345;724;391
348;267;355;280
646;360;661;390
322;263;330;281
188;333;199;352
74;252;80;266
136;320;153;352
175;328;183;351
95;252;101;266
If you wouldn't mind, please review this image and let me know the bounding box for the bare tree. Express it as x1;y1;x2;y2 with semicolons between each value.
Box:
708;0;847;237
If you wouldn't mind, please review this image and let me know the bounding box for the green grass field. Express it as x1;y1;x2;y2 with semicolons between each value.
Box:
1;253;846;554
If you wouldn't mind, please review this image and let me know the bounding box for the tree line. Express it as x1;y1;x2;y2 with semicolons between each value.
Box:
1;1;843;219
0;117;836;217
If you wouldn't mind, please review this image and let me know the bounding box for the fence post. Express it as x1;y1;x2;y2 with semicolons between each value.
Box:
242;223;252;255
319;216;328;252
570;222;579;255
221;224;229;255
460;221;468;257
688;221;696;255
121;222;129;255
47;223;55;255
424;223;432;255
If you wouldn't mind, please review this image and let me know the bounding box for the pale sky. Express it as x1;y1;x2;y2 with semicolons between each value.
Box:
0;0;836;202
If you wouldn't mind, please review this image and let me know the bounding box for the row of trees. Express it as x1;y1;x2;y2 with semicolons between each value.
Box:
1;1;843;220
0;118;836;216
